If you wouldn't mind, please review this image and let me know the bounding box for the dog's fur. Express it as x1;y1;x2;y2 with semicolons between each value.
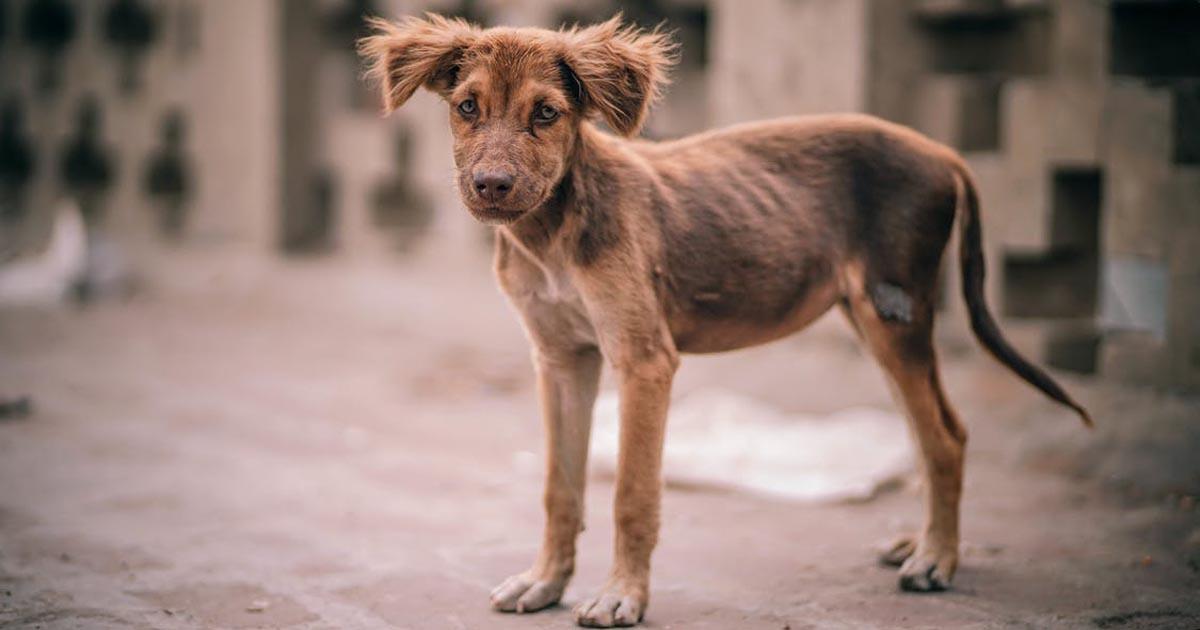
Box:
360;14;1091;628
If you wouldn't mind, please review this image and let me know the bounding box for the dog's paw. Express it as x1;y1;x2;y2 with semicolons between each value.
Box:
897;543;957;592
490;571;567;613
573;580;647;627
877;534;917;567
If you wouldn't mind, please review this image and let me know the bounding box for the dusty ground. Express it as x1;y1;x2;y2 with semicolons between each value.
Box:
1;251;1198;629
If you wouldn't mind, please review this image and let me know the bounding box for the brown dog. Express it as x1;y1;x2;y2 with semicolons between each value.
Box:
360;14;1091;628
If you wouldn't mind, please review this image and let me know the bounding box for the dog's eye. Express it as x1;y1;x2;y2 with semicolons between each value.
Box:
457;99;477;117
534;104;558;124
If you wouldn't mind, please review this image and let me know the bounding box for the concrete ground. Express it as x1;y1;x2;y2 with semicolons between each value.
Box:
1;251;1198;629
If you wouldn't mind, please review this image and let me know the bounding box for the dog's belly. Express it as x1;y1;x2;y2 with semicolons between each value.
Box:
652;183;842;353
667;274;840;354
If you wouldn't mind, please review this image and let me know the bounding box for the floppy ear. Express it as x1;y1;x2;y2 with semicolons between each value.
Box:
358;14;480;114
562;15;677;136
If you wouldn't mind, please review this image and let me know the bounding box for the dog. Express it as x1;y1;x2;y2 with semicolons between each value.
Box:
359;14;1091;628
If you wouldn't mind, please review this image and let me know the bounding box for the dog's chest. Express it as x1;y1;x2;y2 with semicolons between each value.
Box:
496;243;598;349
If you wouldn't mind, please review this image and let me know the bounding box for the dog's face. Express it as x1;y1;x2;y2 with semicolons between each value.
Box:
360;15;674;224
442;43;580;223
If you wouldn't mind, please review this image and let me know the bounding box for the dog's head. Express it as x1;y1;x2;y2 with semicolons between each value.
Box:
359;14;675;224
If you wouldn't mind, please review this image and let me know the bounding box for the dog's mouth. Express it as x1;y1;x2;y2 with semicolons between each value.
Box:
465;204;526;225
458;177;549;225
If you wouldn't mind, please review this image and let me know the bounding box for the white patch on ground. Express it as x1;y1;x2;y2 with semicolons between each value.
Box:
0;201;86;306
591;389;912;502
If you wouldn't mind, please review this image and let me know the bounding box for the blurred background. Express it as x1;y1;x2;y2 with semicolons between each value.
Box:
2;0;1198;387
1;1;1199;628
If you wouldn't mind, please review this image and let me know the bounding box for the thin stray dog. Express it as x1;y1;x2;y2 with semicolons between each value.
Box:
360;14;1091;628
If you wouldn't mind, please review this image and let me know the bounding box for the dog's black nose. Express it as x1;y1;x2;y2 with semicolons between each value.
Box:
473;171;514;203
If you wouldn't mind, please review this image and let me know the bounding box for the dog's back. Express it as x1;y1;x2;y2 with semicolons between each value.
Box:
623;114;958;354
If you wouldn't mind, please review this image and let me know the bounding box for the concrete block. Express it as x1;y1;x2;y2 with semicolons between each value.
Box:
1101;81;1173;260
710;0;868;126
911;76;962;147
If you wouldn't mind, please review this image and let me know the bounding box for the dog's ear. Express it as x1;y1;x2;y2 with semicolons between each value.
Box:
358;14;480;114
562;15;677;136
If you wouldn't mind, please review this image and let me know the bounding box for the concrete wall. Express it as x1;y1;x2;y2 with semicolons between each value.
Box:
190;0;279;251
710;0;868;125
867;0;1200;389
0;0;280;257
4;0;1196;389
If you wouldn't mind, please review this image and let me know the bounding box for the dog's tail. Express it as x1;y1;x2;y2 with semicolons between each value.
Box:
950;159;1093;427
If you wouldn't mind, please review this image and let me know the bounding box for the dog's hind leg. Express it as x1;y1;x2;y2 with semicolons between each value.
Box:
841;269;967;592
491;347;603;613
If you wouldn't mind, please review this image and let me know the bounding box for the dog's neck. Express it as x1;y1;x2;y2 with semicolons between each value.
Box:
501;121;630;263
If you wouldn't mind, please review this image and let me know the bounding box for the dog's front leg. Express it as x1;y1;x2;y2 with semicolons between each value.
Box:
575;345;677;628
492;347;602;613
